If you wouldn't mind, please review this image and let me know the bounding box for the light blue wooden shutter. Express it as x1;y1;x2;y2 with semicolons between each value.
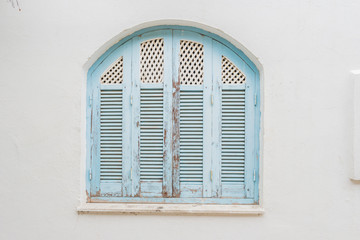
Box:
97;58;124;197
221;59;247;197
213;43;254;198
139;37;164;197
131;30;173;197
221;56;247;194
90;41;133;198
173;31;212;198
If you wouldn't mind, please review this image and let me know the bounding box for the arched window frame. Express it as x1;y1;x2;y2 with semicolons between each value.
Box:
85;26;261;205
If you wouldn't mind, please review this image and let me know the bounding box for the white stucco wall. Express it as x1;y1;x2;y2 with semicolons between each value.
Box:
1;0;360;239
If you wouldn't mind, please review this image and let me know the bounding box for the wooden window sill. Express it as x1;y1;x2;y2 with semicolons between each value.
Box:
77;203;264;216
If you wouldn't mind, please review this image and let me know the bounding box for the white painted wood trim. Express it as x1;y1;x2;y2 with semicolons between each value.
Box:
77;203;264;215
351;70;360;180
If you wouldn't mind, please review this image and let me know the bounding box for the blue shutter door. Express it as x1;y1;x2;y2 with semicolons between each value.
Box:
91;40;133;197
136;30;172;197
213;42;254;198
173;30;213;198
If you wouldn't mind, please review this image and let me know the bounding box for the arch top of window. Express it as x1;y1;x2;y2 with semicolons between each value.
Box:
87;26;259;84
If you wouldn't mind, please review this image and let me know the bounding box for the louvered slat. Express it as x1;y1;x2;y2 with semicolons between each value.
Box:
221;89;245;183
180;90;203;183
140;88;164;181
100;89;122;181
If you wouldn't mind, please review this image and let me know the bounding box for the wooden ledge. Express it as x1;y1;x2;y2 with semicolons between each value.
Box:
77;203;264;216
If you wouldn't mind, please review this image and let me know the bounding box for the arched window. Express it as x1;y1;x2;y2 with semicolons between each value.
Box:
86;27;260;204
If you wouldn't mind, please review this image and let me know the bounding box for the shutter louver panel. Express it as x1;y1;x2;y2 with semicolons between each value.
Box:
100;89;123;181
221;89;245;183
180;90;203;183
140;88;164;181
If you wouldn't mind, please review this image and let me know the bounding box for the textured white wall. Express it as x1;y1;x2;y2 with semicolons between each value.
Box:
1;0;360;239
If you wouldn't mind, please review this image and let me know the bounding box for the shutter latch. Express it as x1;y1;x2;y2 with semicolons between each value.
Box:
211;94;214;105
210;170;213;182
253;169;256;182
89;168;92;181
130;95;133;105
254;93;257;106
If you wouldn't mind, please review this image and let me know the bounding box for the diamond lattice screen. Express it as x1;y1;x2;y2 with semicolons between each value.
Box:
179;40;204;85
222;56;246;85
100;57;124;84
140;38;164;84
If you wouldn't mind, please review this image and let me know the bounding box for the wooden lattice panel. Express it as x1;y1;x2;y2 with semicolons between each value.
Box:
100;57;123;84
179;40;204;85
140;38;164;84
222;56;246;85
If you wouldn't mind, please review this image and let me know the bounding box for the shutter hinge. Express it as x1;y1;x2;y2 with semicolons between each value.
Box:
253;169;256;182
211;94;214;105
130;95;133;105
254;93;257;106
210;170;213;182
89;168;92;181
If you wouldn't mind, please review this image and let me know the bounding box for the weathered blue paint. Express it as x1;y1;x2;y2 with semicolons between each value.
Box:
202;33;213;198
162;31;173;197
211;40;222;198
90;195;253;204
121;40;133;197
86;26;260;204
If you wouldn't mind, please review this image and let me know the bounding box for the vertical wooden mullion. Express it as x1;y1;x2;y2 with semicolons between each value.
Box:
244;71;256;199
211;41;222;198
172;30;181;197
202;36;212;198
162;31;173;197
122;41;133;197
90;86;101;197
254;70;260;203
131;37;141;197
86;85;94;199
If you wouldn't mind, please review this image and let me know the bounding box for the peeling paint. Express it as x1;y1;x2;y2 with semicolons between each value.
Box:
172;73;181;198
